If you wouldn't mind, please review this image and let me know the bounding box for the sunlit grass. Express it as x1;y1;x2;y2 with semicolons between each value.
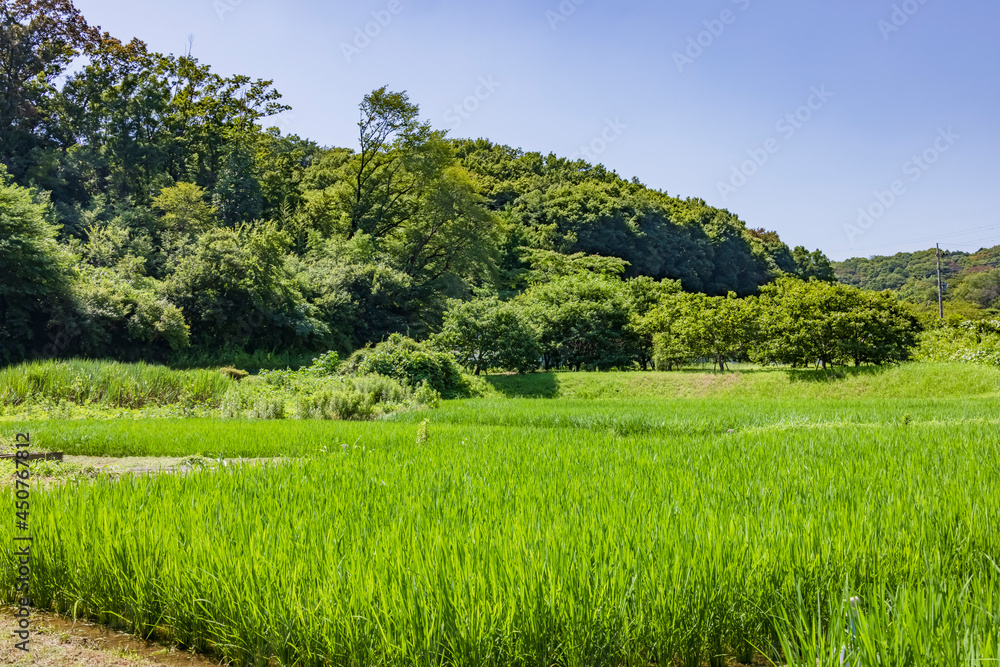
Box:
3;362;1000;665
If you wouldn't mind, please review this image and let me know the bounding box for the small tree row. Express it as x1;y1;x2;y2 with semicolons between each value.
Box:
432;274;920;374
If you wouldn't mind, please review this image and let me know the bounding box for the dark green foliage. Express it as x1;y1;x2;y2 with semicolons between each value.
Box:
214;141;263;226
792;246;835;282
0;1;880;367
0;170;73;361
163;223;327;350
451;140;808;296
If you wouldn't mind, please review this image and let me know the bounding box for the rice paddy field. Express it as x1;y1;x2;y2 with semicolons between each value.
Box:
3;363;1000;666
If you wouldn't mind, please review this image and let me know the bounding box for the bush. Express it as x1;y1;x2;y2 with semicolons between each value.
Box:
433;297;541;375
915;321;1000;365
306;351;341;376
345;334;467;397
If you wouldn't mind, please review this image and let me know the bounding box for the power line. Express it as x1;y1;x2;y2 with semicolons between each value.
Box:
829;223;1000;255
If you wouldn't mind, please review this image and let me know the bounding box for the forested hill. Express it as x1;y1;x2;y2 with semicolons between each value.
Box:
450;139;822;296
1;1;834;364
834;246;1000;311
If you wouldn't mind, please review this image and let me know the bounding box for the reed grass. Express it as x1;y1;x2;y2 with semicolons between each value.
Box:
0;359;232;409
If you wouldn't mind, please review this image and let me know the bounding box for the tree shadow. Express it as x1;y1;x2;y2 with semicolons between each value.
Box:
483;373;560;398
783;365;890;384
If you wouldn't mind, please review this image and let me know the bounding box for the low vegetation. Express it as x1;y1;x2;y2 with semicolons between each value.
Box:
0;353;444;422
3;363;999;666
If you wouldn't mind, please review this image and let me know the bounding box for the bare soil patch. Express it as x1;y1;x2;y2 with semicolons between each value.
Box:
0;608;225;666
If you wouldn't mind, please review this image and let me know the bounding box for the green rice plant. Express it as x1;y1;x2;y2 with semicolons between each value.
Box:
4;413;1000;666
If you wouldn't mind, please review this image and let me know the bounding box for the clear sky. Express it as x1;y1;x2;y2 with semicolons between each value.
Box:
73;0;998;261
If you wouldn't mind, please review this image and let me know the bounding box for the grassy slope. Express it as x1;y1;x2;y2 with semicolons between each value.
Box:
477;362;1000;399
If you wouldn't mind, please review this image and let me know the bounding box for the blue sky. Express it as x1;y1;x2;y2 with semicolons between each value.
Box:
74;0;998;260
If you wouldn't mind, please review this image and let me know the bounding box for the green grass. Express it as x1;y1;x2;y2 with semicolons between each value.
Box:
1;418;421;458
4;362;1000;666
7;419;999;666
7;393;998;457
480;362;1000;399
0;359;232;409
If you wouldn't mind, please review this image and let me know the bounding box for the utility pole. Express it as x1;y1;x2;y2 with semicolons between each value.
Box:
936;243;944;319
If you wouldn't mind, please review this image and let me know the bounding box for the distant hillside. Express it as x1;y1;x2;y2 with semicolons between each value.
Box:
834;246;1000;311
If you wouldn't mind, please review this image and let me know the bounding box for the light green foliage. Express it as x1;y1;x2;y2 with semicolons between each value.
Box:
620;275;683;369
755;277;921;369
5;370;1000;666
305;350;341;375
152;182;217;234
671;291;755;371
517;271;635;370
916;319;1000;365
433;297;541;374
218;363;433;421
949;267;1000;310
346;333;467;396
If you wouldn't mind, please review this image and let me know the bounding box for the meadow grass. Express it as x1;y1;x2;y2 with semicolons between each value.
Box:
6;392;998;457
480;362;1000;400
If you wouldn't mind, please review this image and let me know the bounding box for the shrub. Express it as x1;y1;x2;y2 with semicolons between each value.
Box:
433;297;541;375
306;351;341;376
915;321;1000;365
346;334;467;397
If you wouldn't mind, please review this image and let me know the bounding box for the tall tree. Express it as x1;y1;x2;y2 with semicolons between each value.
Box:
0;167;73;361
341;87;448;240
0;0;99;177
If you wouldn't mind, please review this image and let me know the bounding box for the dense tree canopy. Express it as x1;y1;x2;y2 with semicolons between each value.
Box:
3;0;888;369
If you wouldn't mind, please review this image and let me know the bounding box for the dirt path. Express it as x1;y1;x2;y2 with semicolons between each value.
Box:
0;608;225;666
2;456;286;489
